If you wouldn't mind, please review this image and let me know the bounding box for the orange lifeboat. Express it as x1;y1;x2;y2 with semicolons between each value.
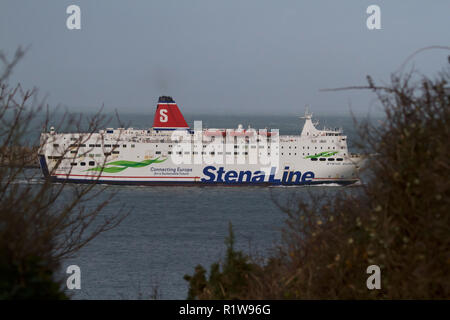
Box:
258;130;278;137
203;129;226;137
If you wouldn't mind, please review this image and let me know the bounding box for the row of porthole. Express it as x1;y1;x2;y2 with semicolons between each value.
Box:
282;146;343;150
70;161;96;166
68;158;345;166
161;151;275;156
70;150;120;155
56;144;136;148
311;158;344;161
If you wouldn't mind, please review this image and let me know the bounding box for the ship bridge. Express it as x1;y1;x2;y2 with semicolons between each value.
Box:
300;109;343;138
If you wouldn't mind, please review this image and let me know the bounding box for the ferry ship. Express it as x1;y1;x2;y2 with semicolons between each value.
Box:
39;96;364;186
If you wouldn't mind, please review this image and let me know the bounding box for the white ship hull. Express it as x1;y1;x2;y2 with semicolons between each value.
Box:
39;156;360;186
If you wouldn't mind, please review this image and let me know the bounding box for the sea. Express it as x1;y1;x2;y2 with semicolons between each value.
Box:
28;112;376;299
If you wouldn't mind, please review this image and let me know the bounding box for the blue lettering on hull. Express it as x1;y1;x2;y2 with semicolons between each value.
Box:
201;166;315;185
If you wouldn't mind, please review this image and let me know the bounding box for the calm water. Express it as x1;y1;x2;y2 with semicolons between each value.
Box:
44;113;369;299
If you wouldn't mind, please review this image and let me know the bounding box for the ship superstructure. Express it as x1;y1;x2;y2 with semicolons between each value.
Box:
39;96;363;186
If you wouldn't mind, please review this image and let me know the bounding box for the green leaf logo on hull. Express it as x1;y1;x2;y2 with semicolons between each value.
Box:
87;157;167;173
304;151;338;159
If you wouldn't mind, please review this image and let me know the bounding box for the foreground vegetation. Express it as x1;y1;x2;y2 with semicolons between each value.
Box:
185;63;450;299
0;48;127;299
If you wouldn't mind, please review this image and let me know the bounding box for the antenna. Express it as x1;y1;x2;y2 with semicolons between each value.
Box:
300;104;313;119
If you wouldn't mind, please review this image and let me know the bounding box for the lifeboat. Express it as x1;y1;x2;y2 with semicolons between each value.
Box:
228;130;254;137
258;130;278;137
227;124;255;137
203;129;226;137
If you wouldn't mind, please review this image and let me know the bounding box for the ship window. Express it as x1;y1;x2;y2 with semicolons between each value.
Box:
113;144;119;147
328;158;335;161
337;158;343;161
185;152;190;155
89;144;95;147
80;162;86;166
70;138;77;141
96;144;101;147
218;152;223;155
70;162;77;166
234;145;238;149
341;147;345;149
168;151;172;155
48;156;62;159
226;152;231;155
177;152;182;155
244;152;248;155
89;161;95;166
289;153;291;155
156;151;161;154
289;146;291;149
80;144;86;147
123;145;127;148
104;152;111;156
112;151;120;154
131;145;135;148
311;158;318;161
106;130;113;134
70;151;77;154
234;152;238;155
210;152;215;155
104;144;111;147
319;158;326;161
53;144;59;147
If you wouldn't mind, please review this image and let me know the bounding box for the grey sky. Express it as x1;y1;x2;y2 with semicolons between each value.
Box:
1;0;449;115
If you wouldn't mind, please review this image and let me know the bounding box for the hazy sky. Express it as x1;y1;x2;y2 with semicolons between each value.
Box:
1;0;449;115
